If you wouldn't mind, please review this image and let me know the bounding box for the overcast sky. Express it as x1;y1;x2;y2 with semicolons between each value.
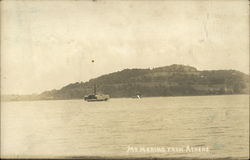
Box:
1;0;249;95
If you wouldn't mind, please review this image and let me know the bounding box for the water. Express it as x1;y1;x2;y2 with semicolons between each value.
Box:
1;95;249;159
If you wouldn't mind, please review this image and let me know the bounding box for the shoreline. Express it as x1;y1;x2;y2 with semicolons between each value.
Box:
1;93;249;102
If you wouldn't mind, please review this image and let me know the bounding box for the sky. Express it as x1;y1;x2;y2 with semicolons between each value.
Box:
1;0;249;95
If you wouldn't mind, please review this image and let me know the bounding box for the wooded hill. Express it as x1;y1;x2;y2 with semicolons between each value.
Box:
3;64;249;101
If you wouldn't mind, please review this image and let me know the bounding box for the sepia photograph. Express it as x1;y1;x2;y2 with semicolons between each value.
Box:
0;0;249;159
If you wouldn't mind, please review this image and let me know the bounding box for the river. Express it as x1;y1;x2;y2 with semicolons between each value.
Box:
1;95;249;159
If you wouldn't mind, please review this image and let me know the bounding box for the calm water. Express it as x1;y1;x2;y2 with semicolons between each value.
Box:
1;95;249;159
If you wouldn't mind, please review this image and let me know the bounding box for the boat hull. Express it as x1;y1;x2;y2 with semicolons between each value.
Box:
85;98;108;102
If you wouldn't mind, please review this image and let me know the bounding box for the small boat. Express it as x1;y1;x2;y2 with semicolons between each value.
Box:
132;91;142;99
84;85;110;102
84;94;110;102
131;94;142;99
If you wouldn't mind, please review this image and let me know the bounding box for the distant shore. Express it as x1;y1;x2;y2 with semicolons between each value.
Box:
2;65;249;102
2;93;249;102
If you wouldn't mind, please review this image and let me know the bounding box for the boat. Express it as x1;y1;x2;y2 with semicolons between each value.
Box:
84;94;110;102
132;91;142;99
84;85;110;102
132;94;142;99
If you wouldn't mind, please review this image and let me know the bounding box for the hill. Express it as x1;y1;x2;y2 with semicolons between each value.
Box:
2;64;249;101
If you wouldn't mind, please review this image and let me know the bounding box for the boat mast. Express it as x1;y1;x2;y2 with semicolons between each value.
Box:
94;84;96;95
91;59;96;95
